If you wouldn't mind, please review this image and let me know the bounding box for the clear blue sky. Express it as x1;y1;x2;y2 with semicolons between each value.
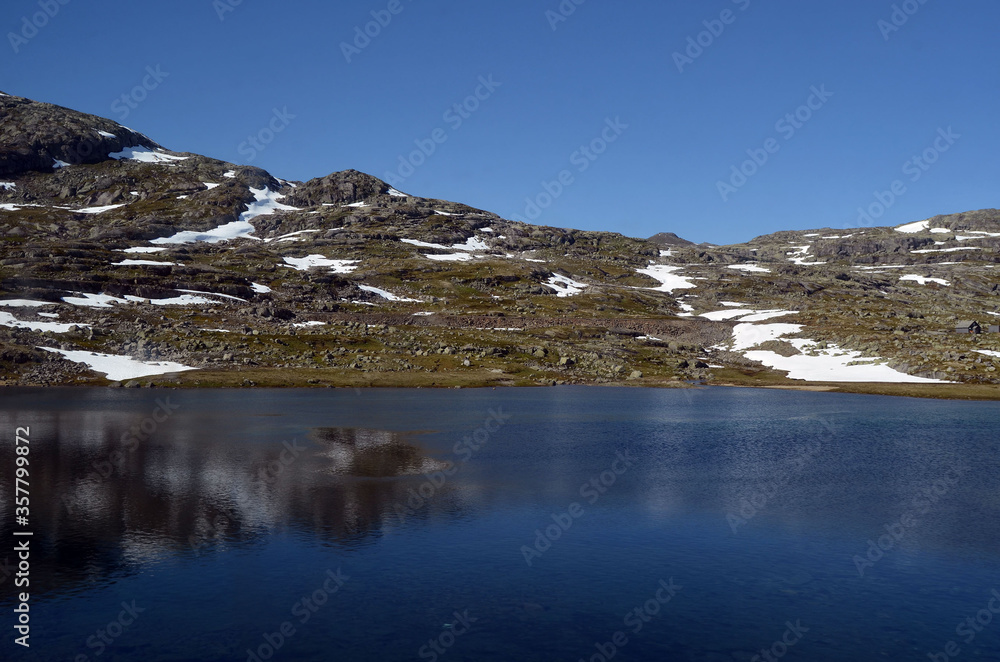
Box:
3;0;998;244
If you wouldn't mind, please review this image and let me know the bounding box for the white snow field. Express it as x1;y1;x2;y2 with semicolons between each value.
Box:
637;264;696;293
39;348;196;381
152;187;299;245
544;274;588;297
109;147;189;164
358;285;420;302
283;255;359;273
727;323;944;383
0;312;85;333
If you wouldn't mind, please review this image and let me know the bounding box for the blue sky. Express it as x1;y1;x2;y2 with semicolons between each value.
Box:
3;0;998;244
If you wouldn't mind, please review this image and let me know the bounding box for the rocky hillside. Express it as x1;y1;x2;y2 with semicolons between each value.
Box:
1;92;999;395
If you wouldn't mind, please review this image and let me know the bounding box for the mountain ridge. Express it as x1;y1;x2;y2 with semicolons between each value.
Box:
2;92;1000;396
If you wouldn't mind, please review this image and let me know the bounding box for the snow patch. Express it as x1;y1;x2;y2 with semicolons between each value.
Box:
895;219;930;233
39;347;196;381
745;340;944;383
151;220;258;245
62;293;129;308
251;282;272;294
637;264;696;293
786;245;825;265
358;285;420;302
75;204;127;214
63;292;215;307
899;275;950;286
728;264;770;273
387;187;408;197
701;309;756;321
109;147;189;164
424;253;473;262
203;182;221;190
122;246;168;254
176;289;247;302
265;229;319;243
0;312;85;333
283;255;359;273
728;322;944;383
731;323;804;351
401;237;488;252
241;187;300;222
112;259;178;266
152;187;297;245
544;274;588;297
0;182;15;190
0;299;54;307
127;294;214;306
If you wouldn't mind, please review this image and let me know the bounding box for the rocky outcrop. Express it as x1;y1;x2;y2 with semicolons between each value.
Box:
0;94;160;176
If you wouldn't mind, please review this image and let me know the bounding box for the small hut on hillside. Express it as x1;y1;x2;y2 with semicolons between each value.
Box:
956;320;982;334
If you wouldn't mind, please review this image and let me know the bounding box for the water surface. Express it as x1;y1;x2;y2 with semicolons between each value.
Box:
1;386;999;661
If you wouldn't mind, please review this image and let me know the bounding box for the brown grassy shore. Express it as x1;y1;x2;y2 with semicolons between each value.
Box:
37;365;1000;401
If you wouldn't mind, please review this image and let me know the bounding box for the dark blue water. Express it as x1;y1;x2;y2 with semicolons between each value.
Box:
1;386;999;661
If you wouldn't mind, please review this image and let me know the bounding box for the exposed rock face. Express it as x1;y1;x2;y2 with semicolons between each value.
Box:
285;169;390;206
0;94;159;176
